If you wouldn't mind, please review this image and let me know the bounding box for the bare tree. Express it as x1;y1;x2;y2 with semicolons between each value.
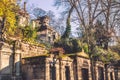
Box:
54;0;120;80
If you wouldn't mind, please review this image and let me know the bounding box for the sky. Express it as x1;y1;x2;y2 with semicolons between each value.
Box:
20;0;60;16
19;0;77;37
27;0;55;10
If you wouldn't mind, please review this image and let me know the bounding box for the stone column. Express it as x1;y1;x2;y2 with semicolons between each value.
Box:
95;65;98;80
0;51;1;80
59;60;62;80
112;71;116;80
108;72;110;80
70;65;74;80
88;61;92;80
55;63;59;80
15;53;21;79
76;58;82;80
76;57;79;80
45;58;50;80
77;67;82;80
60;62;65;80
104;68;106;80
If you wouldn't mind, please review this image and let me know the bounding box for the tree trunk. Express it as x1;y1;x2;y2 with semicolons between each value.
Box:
0;17;6;41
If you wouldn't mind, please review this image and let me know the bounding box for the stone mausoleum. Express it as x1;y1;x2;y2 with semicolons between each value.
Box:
32;15;60;44
0;40;119;80
21;49;117;80
0;2;120;80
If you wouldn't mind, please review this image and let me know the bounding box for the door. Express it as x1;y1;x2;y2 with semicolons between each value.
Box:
50;65;56;80
98;67;104;80
65;66;70;80
82;68;89;80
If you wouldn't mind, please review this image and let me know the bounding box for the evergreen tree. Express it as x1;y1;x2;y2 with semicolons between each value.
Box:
61;6;74;39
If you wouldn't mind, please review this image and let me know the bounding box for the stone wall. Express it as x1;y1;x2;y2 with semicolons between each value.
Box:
0;41;13;80
20;42;48;58
75;56;91;80
22;57;46;80
21;53;117;80
0;41;48;80
0;41;117;80
21;54;91;80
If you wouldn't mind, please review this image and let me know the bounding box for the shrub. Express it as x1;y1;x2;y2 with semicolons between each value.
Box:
54;38;82;53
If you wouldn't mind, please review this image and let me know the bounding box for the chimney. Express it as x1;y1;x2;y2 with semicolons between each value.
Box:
24;2;26;11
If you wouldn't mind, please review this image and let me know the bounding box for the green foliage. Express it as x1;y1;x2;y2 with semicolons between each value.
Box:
82;43;89;53
42;42;52;50
92;47;120;63
0;0;18;36
101;49;120;63
62;18;71;39
13;24;38;45
110;45;120;56
21;26;37;43
72;39;82;52
54;38;82;53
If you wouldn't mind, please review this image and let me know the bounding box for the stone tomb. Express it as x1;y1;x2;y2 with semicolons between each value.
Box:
21;53;91;80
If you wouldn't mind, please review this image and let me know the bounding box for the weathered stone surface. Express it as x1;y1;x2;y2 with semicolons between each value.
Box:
0;41;118;80
0;42;12;80
20;42;48;58
0;41;48;80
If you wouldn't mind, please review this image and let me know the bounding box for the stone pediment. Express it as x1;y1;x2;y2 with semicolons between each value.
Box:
0;42;12;53
66;51;89;58
76;51;89;58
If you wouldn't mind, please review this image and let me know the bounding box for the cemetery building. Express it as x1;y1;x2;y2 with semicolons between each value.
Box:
17;2;30;27
0;40;119;80
32;15;60;44
0;2;120;80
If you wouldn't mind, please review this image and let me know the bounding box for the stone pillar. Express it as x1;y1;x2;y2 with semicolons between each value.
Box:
95;65;98;80
45;58;50;80
88;60;92;80
108;72;111;80
104;68;106;80
113;71;116;80
76;57;82;80
15;53;21;79
70;65;74;80
55;63;60;80
59;60;62;80
0;42;12;80
108;71;116;80
107;67;116;80
73;62;78;80
0;51;1;80
76;57;80;80
77;67;82;80
61;63;65;80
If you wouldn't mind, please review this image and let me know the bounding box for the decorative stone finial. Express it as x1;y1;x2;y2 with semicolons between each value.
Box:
24;2;26;11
